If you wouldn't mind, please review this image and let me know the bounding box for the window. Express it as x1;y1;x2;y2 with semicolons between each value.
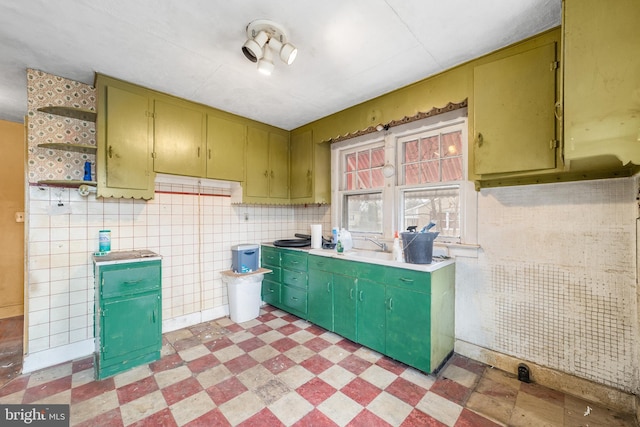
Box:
399;128;464;242
332;110;474;246
340;143;385;233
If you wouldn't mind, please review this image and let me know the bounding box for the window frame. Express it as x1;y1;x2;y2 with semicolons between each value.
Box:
331;108;476;246
396;120;466;244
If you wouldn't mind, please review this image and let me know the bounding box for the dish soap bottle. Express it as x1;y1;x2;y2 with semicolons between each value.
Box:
393;231;403;262
336;230;344;254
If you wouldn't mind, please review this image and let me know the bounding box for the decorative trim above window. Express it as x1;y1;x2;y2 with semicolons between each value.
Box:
325;99;468;144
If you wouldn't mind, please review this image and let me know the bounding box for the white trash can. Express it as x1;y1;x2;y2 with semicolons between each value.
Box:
221;270;265;323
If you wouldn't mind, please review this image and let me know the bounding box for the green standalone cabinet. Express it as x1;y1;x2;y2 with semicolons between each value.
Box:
93;251;162;380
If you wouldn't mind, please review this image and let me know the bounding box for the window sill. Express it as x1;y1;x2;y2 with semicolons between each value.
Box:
434;242;480;259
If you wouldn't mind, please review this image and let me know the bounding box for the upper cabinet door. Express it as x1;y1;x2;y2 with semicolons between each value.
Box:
564;0;640;166
245;126;270;198
206;115;246;182
153;99;206;177
269;132;290;199
474;42;558;175
103;85;153;192
290;130;313;199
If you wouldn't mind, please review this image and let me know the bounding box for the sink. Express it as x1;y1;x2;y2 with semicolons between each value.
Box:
344;250;394;261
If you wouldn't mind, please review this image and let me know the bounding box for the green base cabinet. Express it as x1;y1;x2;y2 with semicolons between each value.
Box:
280;250;308;318
356;278;386;355
94;255;162;380
261;246;308;318
333;273;358;343
307;269;333;331
272;249;455;374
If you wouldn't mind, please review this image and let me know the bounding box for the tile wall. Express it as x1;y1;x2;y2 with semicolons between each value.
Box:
455;177;639;394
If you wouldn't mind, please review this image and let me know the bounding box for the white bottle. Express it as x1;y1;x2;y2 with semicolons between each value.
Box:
393;231;403;262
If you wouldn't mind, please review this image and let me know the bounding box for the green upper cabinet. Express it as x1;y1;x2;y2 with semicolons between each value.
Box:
473;42;558;176
244;126;290;203
563;0;640;170
153;99;206;177
96;76;155;200
206;115;246;182
290;130;331;204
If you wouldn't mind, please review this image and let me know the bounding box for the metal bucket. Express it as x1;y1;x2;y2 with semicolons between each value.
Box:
400;231;439;264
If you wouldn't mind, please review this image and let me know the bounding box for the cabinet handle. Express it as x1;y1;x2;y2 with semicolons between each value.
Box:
108;145;113;158
123;279;143;285
291;296;298;301
208;148;211;160
326;282;331;293
388;297;393;310
359;290;363;301
475;133;483;147
270;170;275;178
264;170;269;178
268;288;274;293
349;288;354;300
197;147;201;157
399;278;414;284
554;101;563;120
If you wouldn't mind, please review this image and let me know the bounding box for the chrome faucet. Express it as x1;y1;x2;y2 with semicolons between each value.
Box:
363;237;387;252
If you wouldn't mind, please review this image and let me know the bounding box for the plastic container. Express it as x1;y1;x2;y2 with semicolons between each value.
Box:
400;231;439;264
99;230;111;252
231;244;259;273
392;231;403;262
222;272;264;323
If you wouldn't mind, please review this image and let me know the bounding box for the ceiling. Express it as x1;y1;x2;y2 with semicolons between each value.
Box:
0;0;561;130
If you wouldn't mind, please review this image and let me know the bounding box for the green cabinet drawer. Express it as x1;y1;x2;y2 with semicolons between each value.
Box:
262;246;281;267
261;280;281;306
331;257;358;277
283;268;307;289
100;261;161;299
308;255;334;271
384;267;430;292
282;284;307;317
282;251;308;271
356;262;387;282
264;266;281;283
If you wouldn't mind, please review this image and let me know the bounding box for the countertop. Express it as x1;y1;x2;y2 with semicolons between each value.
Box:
260;243;454;273
92;249;162;265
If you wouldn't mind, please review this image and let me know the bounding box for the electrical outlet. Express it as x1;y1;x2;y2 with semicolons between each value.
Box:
15;212;24;223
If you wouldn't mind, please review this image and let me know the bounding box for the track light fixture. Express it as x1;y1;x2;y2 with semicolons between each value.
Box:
242;20;297;75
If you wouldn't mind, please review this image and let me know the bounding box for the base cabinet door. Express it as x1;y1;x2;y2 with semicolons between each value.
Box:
356;279;386;354
333;274;357;342
101;293;161;364
385;286;430;372
308;269;333;331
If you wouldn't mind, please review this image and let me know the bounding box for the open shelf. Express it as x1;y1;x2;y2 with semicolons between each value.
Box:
37;143;97;154
37;106;97;122
37;180;97;187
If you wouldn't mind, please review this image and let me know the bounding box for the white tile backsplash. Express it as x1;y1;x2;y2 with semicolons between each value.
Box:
25;180;330;365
